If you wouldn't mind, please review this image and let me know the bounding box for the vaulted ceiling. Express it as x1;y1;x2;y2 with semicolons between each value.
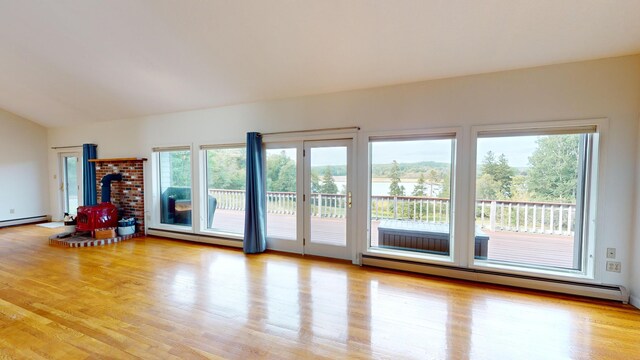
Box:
1;0;639;128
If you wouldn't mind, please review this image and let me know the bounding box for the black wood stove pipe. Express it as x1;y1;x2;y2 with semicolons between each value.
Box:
101;173;123;203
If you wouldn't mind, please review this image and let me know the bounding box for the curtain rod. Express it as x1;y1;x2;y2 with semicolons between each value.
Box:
51;145;83;149
260;126;360;136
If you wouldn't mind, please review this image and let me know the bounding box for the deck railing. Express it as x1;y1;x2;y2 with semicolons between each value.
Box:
476;200;576;236
208;189;576;235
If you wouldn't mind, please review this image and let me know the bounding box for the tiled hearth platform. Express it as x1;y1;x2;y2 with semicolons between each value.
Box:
49;232;141;248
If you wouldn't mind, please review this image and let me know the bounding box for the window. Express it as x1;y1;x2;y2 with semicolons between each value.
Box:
473;126;596;272
369;136;455;258
204;146;246;235
156;147;192;227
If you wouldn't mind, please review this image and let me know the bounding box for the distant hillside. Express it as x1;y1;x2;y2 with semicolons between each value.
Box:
311;161;450;178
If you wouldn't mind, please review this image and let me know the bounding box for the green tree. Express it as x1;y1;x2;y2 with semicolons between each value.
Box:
266;150;296;192
388;160;405;196
426;169;439;184
272;161;296;192
510;174;529;201
480;151;515;199
168;151;191;187
527;135;580;202
476;173;500;200
319;166;338;194
207;148;245;190
412;173;426;196
311;172;321;193
439;171;451;198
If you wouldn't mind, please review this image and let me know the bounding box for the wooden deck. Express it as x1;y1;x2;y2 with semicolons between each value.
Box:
212;209;576;268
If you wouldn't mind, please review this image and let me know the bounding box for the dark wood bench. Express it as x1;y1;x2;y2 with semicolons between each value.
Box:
377;221;489;259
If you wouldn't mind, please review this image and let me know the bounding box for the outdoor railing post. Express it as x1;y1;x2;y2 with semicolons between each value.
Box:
489;201;497;231
318;193;323;218
393;196;398;219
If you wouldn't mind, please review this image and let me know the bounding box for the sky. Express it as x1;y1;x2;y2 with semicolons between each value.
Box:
476;135;539;168
371;139;452;164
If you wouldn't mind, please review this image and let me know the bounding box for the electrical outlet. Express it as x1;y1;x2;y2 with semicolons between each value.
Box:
9;209;15;214
606;261;621;273
606;248;616;259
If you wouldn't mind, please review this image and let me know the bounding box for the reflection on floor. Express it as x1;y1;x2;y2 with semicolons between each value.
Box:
0;224;638;358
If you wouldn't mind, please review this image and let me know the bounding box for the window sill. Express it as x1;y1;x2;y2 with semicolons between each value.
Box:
364;247;455;266
471;259;594;282
198;229;244;241
150;223;194;233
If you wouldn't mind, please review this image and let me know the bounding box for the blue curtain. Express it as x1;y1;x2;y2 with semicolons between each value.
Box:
82;144;98;206
243;132;267;253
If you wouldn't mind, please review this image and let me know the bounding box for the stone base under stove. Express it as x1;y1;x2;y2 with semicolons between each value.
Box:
49;232;142;248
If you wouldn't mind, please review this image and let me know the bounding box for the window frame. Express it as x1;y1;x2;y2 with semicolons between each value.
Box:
151;145;195;233
468;119;604;280
199;143;247;240
361;127;461;266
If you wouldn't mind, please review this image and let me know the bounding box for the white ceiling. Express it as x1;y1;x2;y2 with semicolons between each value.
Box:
0;1;639;128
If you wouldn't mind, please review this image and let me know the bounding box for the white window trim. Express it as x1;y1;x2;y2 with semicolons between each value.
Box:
359;126;462;267
198;144;247;240
468;118;607;282
150;144;196;234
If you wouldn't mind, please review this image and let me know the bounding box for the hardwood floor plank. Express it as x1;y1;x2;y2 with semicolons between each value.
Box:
0;225;639;359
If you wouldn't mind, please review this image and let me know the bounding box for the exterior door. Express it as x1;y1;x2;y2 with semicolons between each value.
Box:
60;153;82;216
265;144;304;253
303;140;352;260
265;139;353;260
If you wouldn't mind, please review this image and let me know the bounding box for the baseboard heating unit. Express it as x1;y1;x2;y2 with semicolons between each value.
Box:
362;255;629;303
0;215;48;228
147;228;243;249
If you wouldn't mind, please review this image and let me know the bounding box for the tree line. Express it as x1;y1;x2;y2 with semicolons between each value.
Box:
184;134;581;203
477;135;581;203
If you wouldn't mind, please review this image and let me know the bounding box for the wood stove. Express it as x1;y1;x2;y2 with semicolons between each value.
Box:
76;173;121;234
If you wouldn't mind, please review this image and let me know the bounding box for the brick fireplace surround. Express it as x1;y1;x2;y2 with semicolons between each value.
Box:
94;158;147;234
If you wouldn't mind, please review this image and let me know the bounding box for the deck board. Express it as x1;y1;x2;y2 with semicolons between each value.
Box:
211;209;576;268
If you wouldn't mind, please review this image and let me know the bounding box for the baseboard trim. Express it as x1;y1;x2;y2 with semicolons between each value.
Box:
0;215;49;228
147;228;243;249
362;255;629;303
630;294;640;309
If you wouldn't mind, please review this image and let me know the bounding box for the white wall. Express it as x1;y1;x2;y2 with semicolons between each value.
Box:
47;55;640;291
0;109;49;222
632;119;640;308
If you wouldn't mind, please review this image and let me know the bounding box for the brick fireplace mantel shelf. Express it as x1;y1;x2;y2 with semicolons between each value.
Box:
89;158;147;162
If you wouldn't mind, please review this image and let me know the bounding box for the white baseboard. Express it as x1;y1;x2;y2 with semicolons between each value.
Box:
363;255;629;303
0;215;49;228
630;294;640;309
147;228;243;249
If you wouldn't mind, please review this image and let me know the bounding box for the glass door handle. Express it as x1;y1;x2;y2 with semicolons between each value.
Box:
348;192;352;208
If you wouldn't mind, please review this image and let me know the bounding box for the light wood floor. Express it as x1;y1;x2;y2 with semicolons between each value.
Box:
1;225;639;359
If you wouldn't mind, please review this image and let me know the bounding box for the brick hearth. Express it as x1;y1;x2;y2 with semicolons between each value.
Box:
49;233;141;248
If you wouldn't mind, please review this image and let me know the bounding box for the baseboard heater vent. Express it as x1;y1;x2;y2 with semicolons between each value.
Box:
0;215;48;228
147;228;243;249
362;254;629;304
